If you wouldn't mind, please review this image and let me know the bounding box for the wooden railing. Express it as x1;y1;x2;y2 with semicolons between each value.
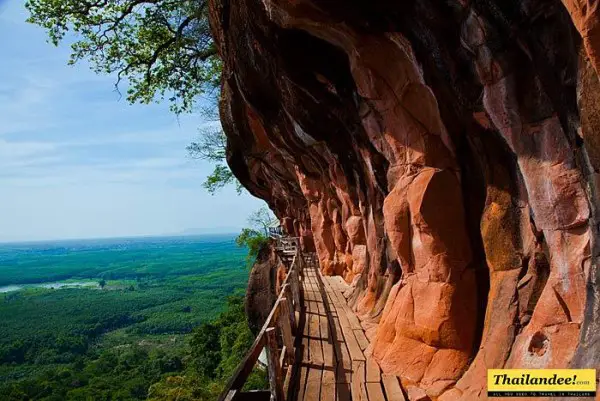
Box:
217;249;304;401
268;225;284;238
275;237;300;263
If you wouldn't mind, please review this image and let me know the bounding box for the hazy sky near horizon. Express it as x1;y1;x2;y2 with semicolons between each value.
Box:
0;1;265;242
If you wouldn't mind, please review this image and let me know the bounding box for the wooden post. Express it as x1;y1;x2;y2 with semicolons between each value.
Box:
279;297;295;364
304;255;308;274
291;269;301;312
296;254;303;281
265;327;284;401
283;286;296;332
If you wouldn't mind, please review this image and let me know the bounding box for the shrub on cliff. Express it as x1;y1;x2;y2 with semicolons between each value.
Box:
235;207;277;262
235;229;268;261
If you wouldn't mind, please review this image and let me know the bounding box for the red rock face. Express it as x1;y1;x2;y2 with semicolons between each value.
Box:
210;0;600;398
245;241;284;334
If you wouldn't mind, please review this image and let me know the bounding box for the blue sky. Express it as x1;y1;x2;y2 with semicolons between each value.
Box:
0;1;264;242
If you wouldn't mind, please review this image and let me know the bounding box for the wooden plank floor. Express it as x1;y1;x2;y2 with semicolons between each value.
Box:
292;258;407;401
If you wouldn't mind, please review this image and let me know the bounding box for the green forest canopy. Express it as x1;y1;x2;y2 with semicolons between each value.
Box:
26;0;221;114
0;238;267;401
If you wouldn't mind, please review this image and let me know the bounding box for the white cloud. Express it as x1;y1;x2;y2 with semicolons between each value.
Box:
0;183;265;242
0;0;266;242
0;138;55;158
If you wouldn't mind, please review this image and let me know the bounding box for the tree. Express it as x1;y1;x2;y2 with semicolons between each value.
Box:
247;207;277;236
189;323;221;379
26;0;220;114
235;228;267;261
27;0;245;194
98;279;106;289
235;207;277;260
186;128;243;194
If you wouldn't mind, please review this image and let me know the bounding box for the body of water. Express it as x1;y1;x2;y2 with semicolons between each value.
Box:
0;281;99;293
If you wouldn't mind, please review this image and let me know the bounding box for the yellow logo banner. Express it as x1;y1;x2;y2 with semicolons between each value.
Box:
487;369;596;397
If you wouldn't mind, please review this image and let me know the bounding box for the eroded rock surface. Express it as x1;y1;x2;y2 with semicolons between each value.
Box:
212;0;600;398
245;242;286;334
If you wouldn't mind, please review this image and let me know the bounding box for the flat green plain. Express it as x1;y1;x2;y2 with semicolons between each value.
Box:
0;235;253;400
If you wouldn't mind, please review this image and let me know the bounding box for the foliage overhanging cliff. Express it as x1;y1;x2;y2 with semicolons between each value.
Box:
209;0;600;399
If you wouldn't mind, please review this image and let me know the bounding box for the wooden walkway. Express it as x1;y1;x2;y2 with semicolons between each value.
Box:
218;250;406;401
294;259;406;401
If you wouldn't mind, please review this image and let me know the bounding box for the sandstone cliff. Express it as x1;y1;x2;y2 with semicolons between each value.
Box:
209;0;600;399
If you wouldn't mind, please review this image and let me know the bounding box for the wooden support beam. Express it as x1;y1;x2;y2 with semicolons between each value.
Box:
283;287;297;333
266;327;284;401
366;357;381;382
308;313;324;366
382;375;407;401
279;346;287;369
297;366;308;401
305;367;322;401
279;297;295;364
224;389;237;401
366;382;387;401
321;369;336;401
291;269;301;312
354;329;369;351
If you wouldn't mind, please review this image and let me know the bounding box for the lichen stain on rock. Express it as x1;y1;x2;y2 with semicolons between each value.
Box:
212;0;600;398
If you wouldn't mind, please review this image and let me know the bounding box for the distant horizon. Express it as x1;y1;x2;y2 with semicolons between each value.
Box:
0;229;244;245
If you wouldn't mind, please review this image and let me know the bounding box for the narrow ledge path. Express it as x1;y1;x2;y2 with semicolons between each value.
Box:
293;257;407;401
218;248;406;401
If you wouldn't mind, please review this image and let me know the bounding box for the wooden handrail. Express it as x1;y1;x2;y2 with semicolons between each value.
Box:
217;248;305;401
275;237;300;253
